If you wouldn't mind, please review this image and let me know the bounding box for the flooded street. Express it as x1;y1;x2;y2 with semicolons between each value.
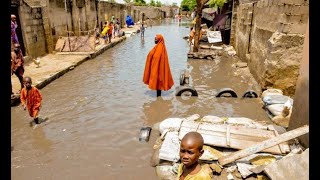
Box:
11;20;270;180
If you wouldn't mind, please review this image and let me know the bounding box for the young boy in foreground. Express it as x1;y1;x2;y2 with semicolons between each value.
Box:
20;76;42;125
178;131;212;180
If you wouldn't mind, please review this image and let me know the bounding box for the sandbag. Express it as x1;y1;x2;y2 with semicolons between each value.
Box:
158;132;180;162
261;89;283;99
263;95;293;105
266;104;285;116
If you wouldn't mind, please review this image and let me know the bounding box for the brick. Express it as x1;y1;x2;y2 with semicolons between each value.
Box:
290;23;307;34
288;14;302;23
25;26;32;33
299;5;309;14
300;14;309;23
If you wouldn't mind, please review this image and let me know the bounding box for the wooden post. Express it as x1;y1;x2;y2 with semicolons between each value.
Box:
218;125;309;166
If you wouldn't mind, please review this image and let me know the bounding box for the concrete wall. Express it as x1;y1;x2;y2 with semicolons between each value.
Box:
231;0;309;96
160;6;179;18
288;20;309;147
19;1;47;58
132;6;165;19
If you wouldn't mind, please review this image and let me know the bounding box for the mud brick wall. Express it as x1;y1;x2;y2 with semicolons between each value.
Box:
288;20;308;147
19;1;47;58
132;6;166;19
98;2;128;28
49;0;97;38
231;0;309;96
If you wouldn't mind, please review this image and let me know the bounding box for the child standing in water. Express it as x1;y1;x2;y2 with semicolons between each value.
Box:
178;131;212;180
20;76;42;125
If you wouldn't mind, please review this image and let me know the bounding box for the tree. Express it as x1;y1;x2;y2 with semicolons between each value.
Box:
134;0;146;6
208;0;226;8
155;0;162;7
108;0;116;2
124;0;132;4
180;0;196;12
193;0;209;52
172;2;178;6
150;0;156;6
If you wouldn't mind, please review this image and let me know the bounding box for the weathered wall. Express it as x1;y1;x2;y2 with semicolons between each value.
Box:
98;2;130;28
288;20;309;147
19;1;47;58
132;6;165;19
160;6;179;18
48;0;97;37
231;0;309;96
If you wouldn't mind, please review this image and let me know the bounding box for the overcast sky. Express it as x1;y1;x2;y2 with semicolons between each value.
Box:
115;0;182;6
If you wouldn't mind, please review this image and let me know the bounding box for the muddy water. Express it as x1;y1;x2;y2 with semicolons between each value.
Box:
11;20;270;180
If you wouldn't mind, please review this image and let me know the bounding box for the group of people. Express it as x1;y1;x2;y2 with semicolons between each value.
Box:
11;11;212;178
96;16;122;44
11;14;43;126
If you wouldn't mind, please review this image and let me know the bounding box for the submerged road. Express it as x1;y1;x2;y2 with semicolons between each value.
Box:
11;20;270;179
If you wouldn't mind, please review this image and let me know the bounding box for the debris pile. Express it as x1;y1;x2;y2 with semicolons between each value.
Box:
151;114;308;180
261;89;294;128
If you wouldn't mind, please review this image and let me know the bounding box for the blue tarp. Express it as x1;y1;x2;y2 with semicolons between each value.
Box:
126;15;134;27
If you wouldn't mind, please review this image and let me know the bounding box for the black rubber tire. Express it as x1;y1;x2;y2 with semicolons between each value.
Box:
242;90;258;98
216;88;238;98
176;86;198;96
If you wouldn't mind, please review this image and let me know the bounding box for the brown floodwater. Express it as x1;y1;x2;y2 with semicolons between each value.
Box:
11;20;270;180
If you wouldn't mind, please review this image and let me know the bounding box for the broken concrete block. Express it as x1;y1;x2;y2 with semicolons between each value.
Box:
210;45;223;50
209;163;222;173
236;163;257;178
249;155;277;165
200;45;210;49
226;165;237;173
227;173;234;180
250;165;266;174
200;145;224;161
235;62;248;68
264;148;309;180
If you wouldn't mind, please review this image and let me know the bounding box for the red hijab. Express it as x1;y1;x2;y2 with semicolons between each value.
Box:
143;34;174;91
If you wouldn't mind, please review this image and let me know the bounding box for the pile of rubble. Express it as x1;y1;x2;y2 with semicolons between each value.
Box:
151;114;309;180
187;45;237;60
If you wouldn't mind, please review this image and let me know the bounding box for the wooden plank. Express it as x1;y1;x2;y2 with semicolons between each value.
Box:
218;125;309;166
179;121;290;154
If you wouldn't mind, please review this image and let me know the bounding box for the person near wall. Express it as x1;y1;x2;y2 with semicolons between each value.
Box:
11;14;19;51
107;22;113;43
143;34;174;97
11;43;25;92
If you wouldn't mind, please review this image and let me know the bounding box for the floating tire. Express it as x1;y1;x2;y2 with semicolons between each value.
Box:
216;88;237;98
175;86;198;97
242;90;258;98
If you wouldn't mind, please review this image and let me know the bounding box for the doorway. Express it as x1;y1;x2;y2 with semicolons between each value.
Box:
11;5;26;56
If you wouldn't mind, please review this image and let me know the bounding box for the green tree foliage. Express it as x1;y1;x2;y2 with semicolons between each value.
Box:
134;0;147;6
172;2;177;6
108;0;116;2
180;0;196;11
155;0;162;7
124;0;132;4
149;0;156;6
208;0;226;8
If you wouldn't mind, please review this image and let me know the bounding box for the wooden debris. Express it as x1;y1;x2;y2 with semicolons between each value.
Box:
218;125;309;166
179;121;290;155
200;145;224;161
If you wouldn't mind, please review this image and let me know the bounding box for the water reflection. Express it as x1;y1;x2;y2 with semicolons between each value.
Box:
143;97;173;126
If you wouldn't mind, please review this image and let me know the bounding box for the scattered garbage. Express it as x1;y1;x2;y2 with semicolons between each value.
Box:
139;126;152;142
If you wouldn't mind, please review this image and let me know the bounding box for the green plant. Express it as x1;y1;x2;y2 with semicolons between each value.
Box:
149;0;156;6
208;0;226;8
180;0;196;11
